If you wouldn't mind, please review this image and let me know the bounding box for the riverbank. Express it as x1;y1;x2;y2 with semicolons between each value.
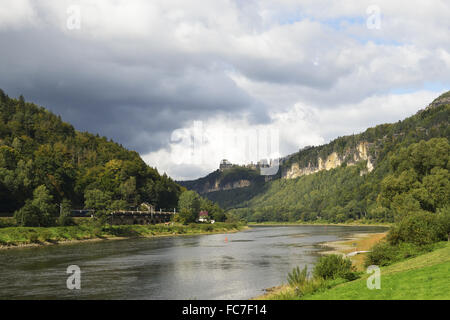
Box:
248;220;391;227
0;222;248;250
304;242;450;299
255;230;388;299
319;232;388;271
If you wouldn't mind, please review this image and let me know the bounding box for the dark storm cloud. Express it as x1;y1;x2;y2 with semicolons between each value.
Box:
0;25;268;154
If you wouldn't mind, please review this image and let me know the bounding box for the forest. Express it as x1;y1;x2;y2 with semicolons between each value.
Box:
209;92;450;223
0;89;186;225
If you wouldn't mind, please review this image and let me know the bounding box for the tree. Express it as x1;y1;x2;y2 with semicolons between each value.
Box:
58;198;73;226
0;88;6;102
32;185;56;216
120;176;138;206
84;189;111;211
110;199;128;210
199;197;225;222
178;190;201;224
14;200;40;227
210;203;225;222
14;185;56;227
18;95;25;108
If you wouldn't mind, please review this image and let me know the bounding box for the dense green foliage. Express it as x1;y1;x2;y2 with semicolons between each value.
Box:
217;94;450;223
365;241;444;267
284;255;357;298
0;90;183;222
313;254;357;281
387;211;449;245
14;185;56;227
177;190;225;224
365;208;449;267
178;190;201;223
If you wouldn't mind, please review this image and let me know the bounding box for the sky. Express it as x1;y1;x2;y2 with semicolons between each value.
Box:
0;0;449;180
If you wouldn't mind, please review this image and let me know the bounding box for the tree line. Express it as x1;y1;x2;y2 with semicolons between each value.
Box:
218;94;449;223
0;89;225;226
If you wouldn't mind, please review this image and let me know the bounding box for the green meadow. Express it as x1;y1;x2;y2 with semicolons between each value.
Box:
304;242;450;300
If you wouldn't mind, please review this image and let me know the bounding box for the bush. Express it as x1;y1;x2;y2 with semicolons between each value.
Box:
287;266;308;287
313;254;356;280
365;241;441;267
14;201;42;227
13;186;57;227
388;211;448;245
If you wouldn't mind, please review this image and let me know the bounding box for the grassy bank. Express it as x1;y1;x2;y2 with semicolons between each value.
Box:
0;222;247;249
258;232;449;300
255;231;387;300
304;242;449;300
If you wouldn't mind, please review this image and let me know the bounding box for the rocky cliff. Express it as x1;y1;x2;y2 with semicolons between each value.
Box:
202;178;251;193
178;166;262;194
282;141;374;179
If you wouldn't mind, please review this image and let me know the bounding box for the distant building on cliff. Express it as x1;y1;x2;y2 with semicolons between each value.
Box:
219;159;233;171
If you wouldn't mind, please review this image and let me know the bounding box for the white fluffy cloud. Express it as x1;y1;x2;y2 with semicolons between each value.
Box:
143;90;441;179
0;1;449;179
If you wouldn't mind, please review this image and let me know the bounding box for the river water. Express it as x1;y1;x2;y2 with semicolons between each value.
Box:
0;225;386;299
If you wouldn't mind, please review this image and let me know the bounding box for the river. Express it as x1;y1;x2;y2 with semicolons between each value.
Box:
0;225;386;299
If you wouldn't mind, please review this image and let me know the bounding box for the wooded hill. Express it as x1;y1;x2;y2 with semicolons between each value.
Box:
0;89;182;215
190;92;450;223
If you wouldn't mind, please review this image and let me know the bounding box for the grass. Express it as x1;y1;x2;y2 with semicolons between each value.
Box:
258;233;449;300
0;222;247;248
304;242;450;300
255;232;387;300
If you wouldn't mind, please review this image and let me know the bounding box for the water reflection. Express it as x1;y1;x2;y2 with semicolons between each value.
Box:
0;225;386;299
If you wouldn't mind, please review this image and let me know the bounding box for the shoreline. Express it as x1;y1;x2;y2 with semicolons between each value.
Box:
317;232;388;271
254;230;388;300
248;221;391;227
0;225;249;251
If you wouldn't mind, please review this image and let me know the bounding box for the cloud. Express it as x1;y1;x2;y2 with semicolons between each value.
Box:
0;0;449;179
143;90;441;180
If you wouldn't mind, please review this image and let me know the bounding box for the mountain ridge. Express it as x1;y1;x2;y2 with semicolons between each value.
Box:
181;91;449;223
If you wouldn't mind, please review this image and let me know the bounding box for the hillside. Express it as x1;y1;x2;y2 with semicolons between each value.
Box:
0;89;182;215
184;92;450;223
179;166;266;194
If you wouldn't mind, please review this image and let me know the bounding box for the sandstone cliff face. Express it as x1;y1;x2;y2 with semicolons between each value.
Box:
202;179;251;193
282;142;374;179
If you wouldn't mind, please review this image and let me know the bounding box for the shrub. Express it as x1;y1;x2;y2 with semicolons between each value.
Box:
13;186;57;227
365;241;441;267
388;211;447;245
295;277;326;297
287;266;308;287
313;254;356;280
14;201;41;227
